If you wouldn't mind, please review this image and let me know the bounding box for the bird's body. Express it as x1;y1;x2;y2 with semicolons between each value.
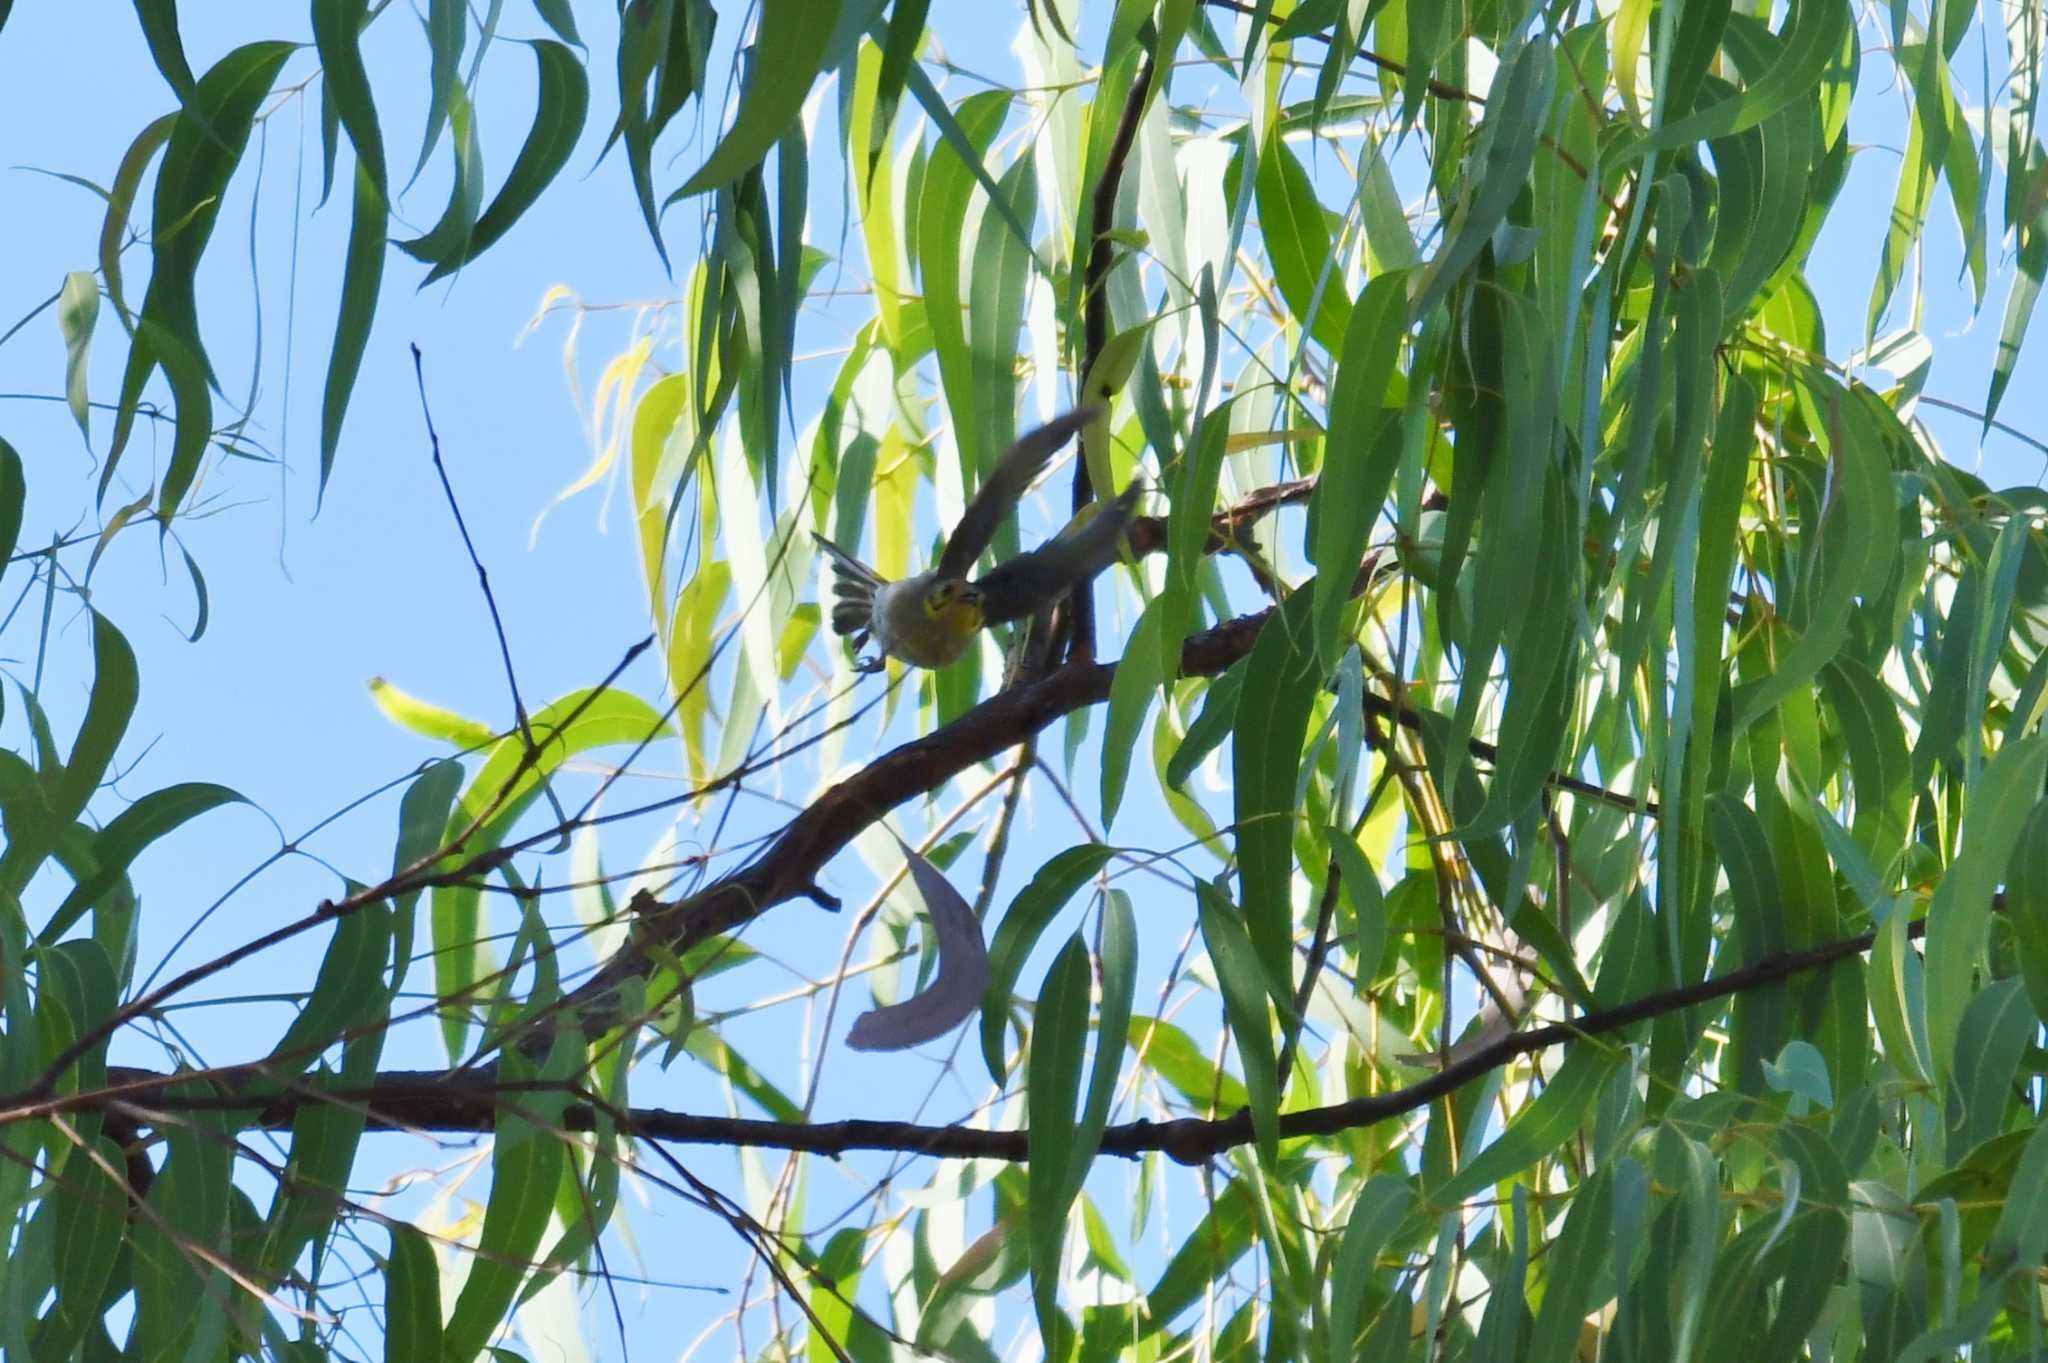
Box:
813;407;1137;671
865;573;985;669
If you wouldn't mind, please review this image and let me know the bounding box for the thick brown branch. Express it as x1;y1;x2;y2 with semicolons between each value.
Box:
83;902;1928;1167
548;607;1276;1037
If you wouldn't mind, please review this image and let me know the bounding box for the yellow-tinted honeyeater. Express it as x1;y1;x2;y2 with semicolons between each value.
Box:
811;407;1139;671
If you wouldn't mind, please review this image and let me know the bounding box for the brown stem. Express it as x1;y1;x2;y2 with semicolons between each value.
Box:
1069;49;1158;663
64;903;1939;1168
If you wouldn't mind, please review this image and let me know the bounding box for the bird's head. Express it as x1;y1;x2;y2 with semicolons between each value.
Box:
923;579;985;633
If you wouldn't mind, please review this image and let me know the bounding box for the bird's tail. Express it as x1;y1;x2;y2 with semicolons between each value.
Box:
811;533;885;637
974;481;1144;626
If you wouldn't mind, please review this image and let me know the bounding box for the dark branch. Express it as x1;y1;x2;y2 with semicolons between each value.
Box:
546;606;1275;1040
81;902;1933;1168
1068;49;1158;663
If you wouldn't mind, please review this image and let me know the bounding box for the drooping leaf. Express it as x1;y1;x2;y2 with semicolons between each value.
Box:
677;0;838;198
417;40;589;282
1231;580;1325;993
983;843;1118;1080
1025;935;1092;1344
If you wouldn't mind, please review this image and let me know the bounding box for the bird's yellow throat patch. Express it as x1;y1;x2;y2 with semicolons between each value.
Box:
929;594;984;637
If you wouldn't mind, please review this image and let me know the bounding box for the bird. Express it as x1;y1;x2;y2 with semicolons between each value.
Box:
811;407;1139;671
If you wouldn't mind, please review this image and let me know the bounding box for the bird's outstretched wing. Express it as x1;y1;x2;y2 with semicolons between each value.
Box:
933;405;1103;583
811;533;887;637
974;480;1142;625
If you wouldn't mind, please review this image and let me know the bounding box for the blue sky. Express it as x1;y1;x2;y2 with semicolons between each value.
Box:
6;3;2048;1359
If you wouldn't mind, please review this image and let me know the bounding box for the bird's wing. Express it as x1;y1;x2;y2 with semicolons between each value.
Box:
974;480;1141;625
933;405;1103;582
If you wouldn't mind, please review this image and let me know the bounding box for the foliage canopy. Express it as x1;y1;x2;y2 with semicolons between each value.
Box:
8;1;2048;1361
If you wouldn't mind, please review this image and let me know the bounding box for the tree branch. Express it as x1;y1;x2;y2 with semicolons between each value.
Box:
545;606;1276;1040
78;903;1928;1167
1068;49;1158;663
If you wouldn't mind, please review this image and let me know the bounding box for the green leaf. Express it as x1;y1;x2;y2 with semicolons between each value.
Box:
1328;1177;1413;1358
441;1038;574;1363
1989;217;2046;426
806;1229;867;1363
677;0;837;198
1310;272;1407;652
1164;655;1245;790
0;437;23;569
1869;894;1933;1087
369;678;497;748
918;89;1011;466
1925;733;2048;1083
2008;799;2048;1027
1820;657;1911;870
1411;36;1554;319
390;759;462;996
1126;1016;1248;1113
47;612;137;837
1158;397;1234;684
1989;1112;2048;1271
42;1134;129;1360
1761;1038;1832;1114
312;0;386;194
419;40;589;282
260;1061;379;1278
412;0;466;184
1963;510;2032;785
36;939;117;1094
891;53;1046;279
105;41;293;489
321;161;387;494
432;687;674;1062
1075;890;1137;1191
131;1084;232;1360
40;782;246;945
97;112;178;332
1325;826;1388;987
1866;84;1934;342
132;0;199;110
1631;0;1852;155
1850;1180;1928;1359
267;899;394;1075
1026;935;1092;1344
1732;379;1897;730
56;272;99;442
869;0;932;183
384;1222;444;1363
1101;601;1162;829
1196;880;1281;1162
1231;580;1324;992
1946;977;2032;1160
1433;1045;1620;1205
397;79;484;271
983;843;1117;1080
531;0;581;46
681;1030;803;1121
1254;125;1351;353
169;538;209;642
1525;1164;1617;1363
